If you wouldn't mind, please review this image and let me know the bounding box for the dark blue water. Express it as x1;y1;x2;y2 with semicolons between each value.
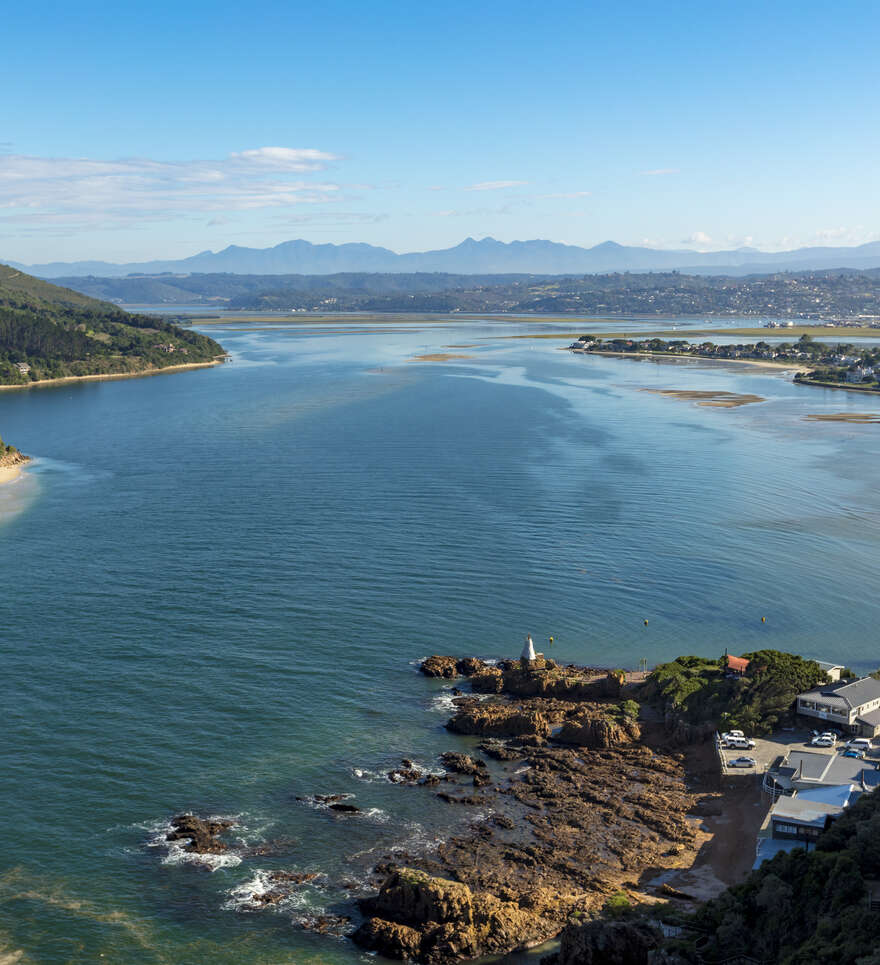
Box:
2;319;880;963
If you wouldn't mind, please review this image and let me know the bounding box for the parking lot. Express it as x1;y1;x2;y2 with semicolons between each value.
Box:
717;727;879;777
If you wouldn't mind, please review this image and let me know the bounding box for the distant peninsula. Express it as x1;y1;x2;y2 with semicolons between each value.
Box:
0;264;225;388
570;333;880;393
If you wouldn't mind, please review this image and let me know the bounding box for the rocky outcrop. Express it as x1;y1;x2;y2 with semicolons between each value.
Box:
440;752;487;776
422;656;460;678
445;701;552;738
353;869;561;963
0;447;29;469
555;715;641;748
543;919;662;965
421;656;488;678
166;814;235;854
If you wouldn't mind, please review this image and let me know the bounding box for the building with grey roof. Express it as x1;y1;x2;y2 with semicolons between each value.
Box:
797;675;880;736
767;749;878;793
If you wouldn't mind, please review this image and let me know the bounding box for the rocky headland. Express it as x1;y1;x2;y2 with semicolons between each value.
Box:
351;656;721;963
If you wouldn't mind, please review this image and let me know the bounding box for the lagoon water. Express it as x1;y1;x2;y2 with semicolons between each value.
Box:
3;318;880;963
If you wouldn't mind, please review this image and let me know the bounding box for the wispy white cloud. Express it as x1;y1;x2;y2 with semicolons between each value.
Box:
640;168;679;176
463;180;528;191
540;190;591;199
684;231;713;247
0;147;344;231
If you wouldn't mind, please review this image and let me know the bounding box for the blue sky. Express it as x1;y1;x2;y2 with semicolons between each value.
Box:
2;0;879;263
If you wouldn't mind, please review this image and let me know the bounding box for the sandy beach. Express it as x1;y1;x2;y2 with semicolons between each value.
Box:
0;358;226;393
0;464;24;486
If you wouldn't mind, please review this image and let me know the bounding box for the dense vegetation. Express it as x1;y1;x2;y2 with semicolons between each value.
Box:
641;651;829;734
673;789;880;964
0;264;224;386
56;267;880;321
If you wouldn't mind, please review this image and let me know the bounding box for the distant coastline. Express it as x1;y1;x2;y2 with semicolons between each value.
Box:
0;357;227;393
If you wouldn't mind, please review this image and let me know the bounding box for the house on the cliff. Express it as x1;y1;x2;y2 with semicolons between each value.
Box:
796;676;880;737
723;654;750;677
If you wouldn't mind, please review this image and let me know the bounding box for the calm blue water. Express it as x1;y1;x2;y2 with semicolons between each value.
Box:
2;318;880;964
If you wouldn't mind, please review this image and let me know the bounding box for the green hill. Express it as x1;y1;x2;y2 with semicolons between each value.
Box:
0;264;225;385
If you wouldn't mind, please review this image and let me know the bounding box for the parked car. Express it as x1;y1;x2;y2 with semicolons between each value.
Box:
843;749;865;759
726;737;756;750
846;737;872;749
728;756;757;768
810;736;835;747
721;730;745;742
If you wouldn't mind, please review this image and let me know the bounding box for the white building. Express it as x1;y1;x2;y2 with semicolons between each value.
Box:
797;676;880;737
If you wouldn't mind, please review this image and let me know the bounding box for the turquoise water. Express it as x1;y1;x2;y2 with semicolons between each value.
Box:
2;318;880;963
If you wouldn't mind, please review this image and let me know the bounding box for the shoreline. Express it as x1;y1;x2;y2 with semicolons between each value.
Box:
0;357;227;393
572;347;809;373
0;463;25;486
795;376;880;395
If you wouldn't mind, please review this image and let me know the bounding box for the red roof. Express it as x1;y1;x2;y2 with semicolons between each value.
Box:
726;655;750;673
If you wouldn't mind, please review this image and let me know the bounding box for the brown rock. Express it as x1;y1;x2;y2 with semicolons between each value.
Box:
355;869;555;963
440;752;488;776
421;656;460;678
549;919;662;965
446;701;551;739
555;715;641;749
456;657;487;676
166;814;234;854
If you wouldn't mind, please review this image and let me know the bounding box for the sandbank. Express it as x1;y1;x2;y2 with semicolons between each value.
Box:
805;413;880;423
408;353;474;362
642;388;765;408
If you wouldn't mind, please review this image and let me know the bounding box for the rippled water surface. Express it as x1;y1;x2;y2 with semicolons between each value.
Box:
2;318;880;963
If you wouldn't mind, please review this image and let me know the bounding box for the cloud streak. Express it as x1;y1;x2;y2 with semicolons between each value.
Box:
0;147;344;230
463;180;528;191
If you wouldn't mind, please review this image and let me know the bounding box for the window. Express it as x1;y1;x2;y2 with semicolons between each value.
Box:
774;822;800;835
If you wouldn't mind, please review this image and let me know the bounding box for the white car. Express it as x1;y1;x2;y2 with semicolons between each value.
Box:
810;736;835;747
721;730;745;741
725;737;756;750
728;756;757;768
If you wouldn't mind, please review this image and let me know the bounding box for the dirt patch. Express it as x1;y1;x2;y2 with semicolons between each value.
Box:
642;389;765;408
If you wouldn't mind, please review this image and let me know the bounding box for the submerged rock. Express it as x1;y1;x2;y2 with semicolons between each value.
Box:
166;814;235;854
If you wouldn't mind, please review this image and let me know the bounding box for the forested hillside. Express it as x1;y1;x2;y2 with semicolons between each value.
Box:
0;264;224;385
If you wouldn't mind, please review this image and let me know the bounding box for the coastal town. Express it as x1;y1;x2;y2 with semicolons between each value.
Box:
570;333;880;388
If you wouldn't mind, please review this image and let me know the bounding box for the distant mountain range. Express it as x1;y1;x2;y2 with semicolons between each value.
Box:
10;237;880;279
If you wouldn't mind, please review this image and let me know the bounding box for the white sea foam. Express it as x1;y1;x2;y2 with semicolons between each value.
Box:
354;760;446;784
352;767;388;783
428;692;458;713
362;808;390;823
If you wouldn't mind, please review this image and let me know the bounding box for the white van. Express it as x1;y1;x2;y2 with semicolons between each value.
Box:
846;737;871;749
727;737;756;750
